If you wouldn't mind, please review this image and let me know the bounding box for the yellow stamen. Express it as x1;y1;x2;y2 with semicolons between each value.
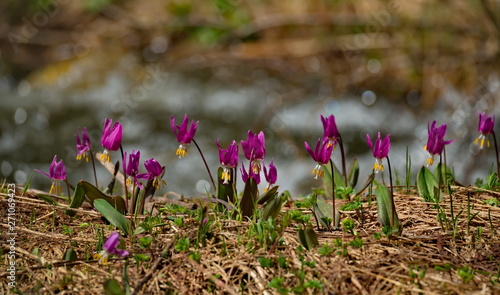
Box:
373;162;384;173
221;169;231;184
425;156;434;167
176;145;188;158
49;181;62;195
76;153;89;162
94;252;109;265
126;177;133;186
474;135;490;150
252;161;261;174
100;150;111;163
311;165;324;179
153;178;166;190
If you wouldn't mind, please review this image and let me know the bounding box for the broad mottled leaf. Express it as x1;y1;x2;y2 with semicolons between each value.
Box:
374;180;401;234
94;199;131;235
80;180;127;214
216;167;235;206
347;158;359;188
297;226;319;250
65;181;86;216
240;178;258;218
262;191;286;220
103;278;125;295
37;194;59;206
417;166;439;202
257;185;279;205
322;162;348;199
62;248;77;261
435;163;454;185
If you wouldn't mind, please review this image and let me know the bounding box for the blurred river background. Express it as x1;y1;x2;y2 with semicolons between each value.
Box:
1;0;499;198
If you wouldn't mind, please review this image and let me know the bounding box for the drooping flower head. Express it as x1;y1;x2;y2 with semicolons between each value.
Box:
474;112;495;149
76;127;91;162
123;150;141;188
263;159;278;190
241;130;266;173
241;161;261;184
321;114;340;146
216;140;239;184
366;132;391;173
138;158;166;190
94;232;129;265
100;118;123;163
171;114;199;158
304;138;334;179
35;155;66;195
424;121;454;166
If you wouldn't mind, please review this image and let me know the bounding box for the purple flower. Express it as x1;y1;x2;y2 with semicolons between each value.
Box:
138;158;166;189
171;114;199;158
216;140;239;184
425;121;454;166
321;114;340;145
366;132;391;173
241;161;261;184
263;159;278;189
475;112;495;149
35;155;66;195
241;130;266;173
76;127;91;162
94;232;129;264
100;118;123;163
123;150;141;188
304;138;334;179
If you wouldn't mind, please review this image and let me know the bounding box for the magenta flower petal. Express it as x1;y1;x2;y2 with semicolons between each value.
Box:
241;130;266;162
478;112;495;134
101;118;122;151
103;232;129;257
263;160;277;185
76;127;91;161
321;114;340;142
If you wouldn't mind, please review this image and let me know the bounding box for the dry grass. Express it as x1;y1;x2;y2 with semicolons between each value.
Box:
1;185;500;294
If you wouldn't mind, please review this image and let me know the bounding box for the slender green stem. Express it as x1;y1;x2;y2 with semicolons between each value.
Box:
64;178;71;202
89;147;99;188
438;154;443;202
492;130;500;177
119;145;129;213
386;157;396;228
329;159;337;229
338;135;348;187
192;139;216;192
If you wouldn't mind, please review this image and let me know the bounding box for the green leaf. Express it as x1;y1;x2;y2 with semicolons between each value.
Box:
262;191;286;220
23;172;34;194
374;180;401;234
322;162;345;199
435;163;454;185
80;180;127;214
347;158;359;188
94;199;131;235
103;278;125;295
240;178;258;218
216;167;235;207
417;166;439;202
62;248;78;261
37;194;59;206
297;226;319;250
65;181;86;216
257;185;279;205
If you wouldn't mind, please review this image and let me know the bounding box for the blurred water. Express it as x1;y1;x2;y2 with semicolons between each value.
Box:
1;57;498;198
